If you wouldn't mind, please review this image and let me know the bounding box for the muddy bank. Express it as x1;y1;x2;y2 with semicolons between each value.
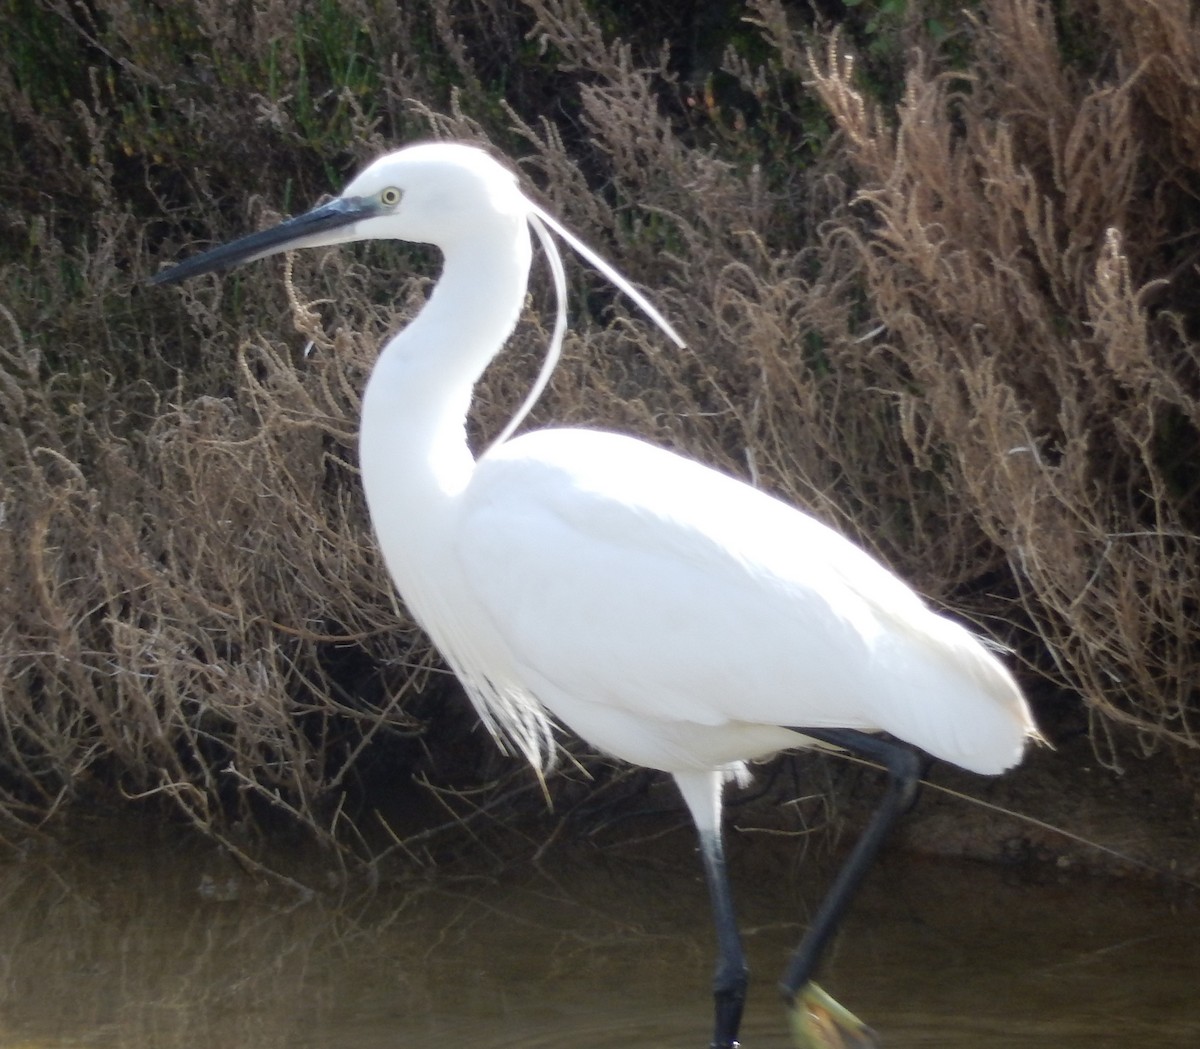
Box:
884;734;1199;888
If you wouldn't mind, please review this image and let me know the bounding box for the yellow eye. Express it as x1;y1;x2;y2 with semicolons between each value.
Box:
380;187;401;207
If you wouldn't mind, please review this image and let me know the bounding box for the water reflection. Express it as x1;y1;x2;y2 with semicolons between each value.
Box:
0;818;1196;1049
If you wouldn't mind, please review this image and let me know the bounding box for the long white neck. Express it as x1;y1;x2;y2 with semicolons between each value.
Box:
358;216;532;599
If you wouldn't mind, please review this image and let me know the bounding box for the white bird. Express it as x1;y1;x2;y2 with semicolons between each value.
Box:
153;142;1038;1049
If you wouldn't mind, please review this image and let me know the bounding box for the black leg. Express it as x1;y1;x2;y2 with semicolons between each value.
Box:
696;827;748;1049
779;729;921;1001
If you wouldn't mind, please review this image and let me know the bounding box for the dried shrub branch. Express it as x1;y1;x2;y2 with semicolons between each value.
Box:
798;1;1200;760
2;0;1197;855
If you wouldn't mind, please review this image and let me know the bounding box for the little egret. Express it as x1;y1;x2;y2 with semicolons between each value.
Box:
153;142;1037;1049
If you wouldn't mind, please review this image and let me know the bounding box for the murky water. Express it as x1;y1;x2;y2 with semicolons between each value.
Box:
0;818;1196;1049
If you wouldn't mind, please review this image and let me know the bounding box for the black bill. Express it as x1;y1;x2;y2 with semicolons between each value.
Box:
150;195;380;286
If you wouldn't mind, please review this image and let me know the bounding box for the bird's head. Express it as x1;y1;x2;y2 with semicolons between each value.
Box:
150;141;684;353
150;142;527;285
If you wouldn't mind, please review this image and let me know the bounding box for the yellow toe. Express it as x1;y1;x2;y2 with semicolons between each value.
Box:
786;981;879;1049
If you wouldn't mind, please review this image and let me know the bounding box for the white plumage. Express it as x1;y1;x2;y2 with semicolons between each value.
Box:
458;428;1029;777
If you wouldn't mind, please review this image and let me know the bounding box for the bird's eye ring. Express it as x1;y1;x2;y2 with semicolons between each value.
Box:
380;187;401;207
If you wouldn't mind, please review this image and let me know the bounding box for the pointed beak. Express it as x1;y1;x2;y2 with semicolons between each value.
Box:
149;195;382;285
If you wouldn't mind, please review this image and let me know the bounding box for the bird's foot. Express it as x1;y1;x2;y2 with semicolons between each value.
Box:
785;982;879;1049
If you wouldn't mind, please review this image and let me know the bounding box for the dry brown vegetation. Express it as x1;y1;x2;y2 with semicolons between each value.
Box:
1;0;1198;860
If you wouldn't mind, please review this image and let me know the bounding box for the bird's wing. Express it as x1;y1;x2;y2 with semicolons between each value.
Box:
455;428;1032;775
